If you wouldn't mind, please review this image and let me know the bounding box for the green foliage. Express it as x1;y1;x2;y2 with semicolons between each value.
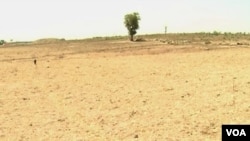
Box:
124;12;141;41
213;31;221;36
0;40;5;45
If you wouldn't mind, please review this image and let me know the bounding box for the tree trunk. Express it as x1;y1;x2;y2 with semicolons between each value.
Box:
130;34;134;41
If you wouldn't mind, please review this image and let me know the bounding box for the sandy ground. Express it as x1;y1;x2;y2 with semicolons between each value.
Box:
0;41;249;140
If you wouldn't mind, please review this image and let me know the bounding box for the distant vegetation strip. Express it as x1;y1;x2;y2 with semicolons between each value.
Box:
1;32;250;46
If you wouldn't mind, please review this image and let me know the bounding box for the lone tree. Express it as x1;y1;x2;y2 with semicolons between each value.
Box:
0;40;5;45
124;12;140;41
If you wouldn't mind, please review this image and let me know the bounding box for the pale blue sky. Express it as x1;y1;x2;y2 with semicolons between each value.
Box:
0;0;249;41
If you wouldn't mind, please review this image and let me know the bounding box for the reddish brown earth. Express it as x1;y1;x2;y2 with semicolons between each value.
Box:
0;40;249;140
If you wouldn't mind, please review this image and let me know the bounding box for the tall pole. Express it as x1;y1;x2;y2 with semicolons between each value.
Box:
165;26;167;37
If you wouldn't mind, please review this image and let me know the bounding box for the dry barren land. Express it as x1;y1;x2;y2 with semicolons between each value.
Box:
0;39;250;140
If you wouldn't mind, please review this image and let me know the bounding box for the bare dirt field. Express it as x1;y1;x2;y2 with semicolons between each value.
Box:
0;38;249;140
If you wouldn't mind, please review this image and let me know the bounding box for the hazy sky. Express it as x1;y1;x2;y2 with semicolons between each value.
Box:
0;0;250;41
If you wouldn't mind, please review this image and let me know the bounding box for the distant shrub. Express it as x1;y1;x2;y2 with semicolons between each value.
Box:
236;42;249;45
205;40;211;45
159;39;166;43
34;38;65;44
224;32;232;35
213;31;221;36
135;37;146;42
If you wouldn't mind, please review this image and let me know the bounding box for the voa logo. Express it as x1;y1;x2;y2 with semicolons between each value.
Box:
226;129;246;136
